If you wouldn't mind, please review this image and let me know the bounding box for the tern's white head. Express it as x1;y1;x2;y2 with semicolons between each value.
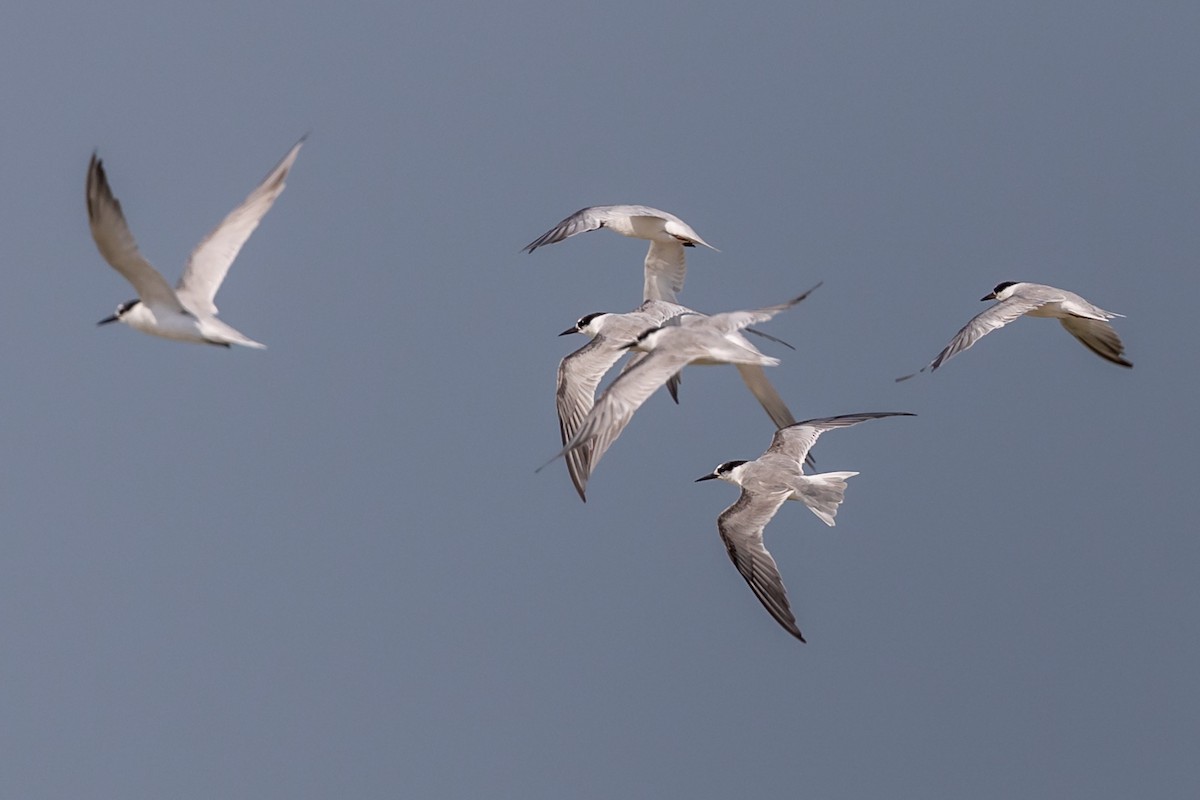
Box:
97;298;142;326
695;460;750;485
559;311;610;338
982;281;1022;302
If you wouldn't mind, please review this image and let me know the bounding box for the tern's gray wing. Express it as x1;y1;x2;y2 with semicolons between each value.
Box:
717;489;804;641
706;283;822;333
626;300;693;400
915;295;1051;375
175;137;304;316
636;299;694;325
616;348;685;405
699;284;822;453
733;363;815;467
86;154;183;311
522;206;614;252
766;412;916;466
550;348;693;494
643;239;687;302
556;307;670;499
1059;316;1132;367
556;335;635;501
733;364;796;430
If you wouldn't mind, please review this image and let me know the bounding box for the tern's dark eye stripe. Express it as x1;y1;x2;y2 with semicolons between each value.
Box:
992;281;1018;294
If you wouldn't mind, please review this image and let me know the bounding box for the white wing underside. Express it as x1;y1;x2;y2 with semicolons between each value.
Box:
175;137;305;316
86;155;184;311
643;239;686;302
522;205;695;251
522;205;714;303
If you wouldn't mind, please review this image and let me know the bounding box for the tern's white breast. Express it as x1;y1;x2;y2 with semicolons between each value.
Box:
125;304;210;344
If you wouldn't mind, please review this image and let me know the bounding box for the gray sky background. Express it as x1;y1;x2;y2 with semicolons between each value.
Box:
2;2;1197;798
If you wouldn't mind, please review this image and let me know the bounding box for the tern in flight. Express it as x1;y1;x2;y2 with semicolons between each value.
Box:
556;298;808;500
87;137;305;348
556;299;694;500
696;412;914;641
898;281;1131;379
523;204;716;303
541;286;819;498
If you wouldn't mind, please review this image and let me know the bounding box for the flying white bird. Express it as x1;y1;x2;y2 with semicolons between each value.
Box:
523;204;716;302
87;137;305;348
899;281;1132;379
695;412;914;641
556;300;694;500
541;286;818;498
556;299;807;500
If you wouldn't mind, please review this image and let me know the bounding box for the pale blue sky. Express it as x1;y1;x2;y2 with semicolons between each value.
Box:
1;2;1197;798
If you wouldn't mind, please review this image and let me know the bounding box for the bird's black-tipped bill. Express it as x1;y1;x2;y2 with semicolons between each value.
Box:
694;473;719;482
97;314;119;326
620;341;639;350
980;292;997;301
558;327;578;336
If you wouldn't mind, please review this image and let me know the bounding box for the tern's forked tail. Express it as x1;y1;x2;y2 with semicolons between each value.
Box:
796;471;859;527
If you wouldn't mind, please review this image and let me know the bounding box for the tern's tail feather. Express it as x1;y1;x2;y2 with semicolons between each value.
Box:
666;371;682;403
796;471;859;527
203;318;266;349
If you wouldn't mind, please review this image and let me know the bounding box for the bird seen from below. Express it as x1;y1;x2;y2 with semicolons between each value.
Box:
696;412;915;641
87;137;305;348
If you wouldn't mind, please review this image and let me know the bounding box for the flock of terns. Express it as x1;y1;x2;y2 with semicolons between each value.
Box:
83;139;1134;643
521;207;1131;641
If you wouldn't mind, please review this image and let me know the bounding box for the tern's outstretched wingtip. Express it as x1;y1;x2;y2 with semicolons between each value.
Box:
744;326;795;350
787;280;824;307
535;444;573;474
895;365;929;382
